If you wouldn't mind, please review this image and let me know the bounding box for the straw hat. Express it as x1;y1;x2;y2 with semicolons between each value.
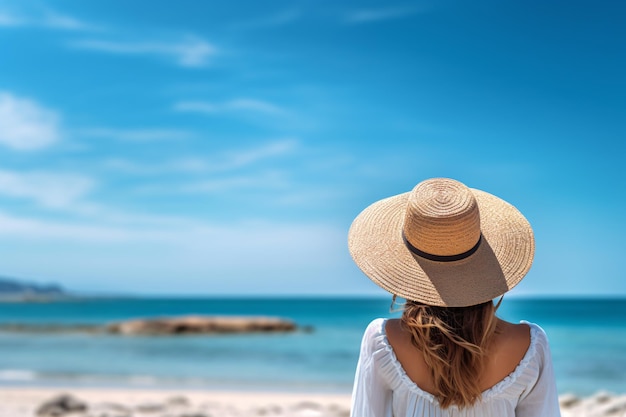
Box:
348;178;534;307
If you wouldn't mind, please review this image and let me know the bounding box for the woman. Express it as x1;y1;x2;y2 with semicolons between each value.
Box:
348;178;560;416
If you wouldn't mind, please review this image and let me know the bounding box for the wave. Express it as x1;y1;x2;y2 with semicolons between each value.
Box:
0;368;352;393
0;369;39;381
0;369;164;385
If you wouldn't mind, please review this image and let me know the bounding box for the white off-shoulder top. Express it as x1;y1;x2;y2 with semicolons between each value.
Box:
350;318;561;417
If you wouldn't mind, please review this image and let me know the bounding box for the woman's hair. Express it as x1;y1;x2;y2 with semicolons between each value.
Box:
398;297;500;409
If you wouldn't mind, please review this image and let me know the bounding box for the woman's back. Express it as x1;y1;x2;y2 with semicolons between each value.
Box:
350;318;561;417
384;318;531;395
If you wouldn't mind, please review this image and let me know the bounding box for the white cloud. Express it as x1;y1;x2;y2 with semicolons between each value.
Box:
228;98;284;114
0;211;135;242
78;127;193;142
0;210;342;255
0;8;93;30
71;36;217;67
221;139;296;168
175;98;285;115
0;170;94;209
0;207;206;242
103;139;297;175
346;7;420;23
0;11;21;26
42;12;93;30
0;92;61;150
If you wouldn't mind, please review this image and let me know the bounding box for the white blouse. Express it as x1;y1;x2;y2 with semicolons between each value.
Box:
351;318;561;417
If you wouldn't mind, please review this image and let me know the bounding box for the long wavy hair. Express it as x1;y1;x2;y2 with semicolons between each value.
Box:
397;297;501;409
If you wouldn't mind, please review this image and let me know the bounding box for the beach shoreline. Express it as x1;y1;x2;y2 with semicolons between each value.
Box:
2;386;626;417
0;386;352;417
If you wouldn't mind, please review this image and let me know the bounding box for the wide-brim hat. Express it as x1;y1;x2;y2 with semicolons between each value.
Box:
348;178;534;307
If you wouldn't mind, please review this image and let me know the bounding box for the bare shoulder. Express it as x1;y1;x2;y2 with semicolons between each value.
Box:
384;318;437;392
384;318;404;338
384;318;417;359
494;319;531;346
486;319;532;377
385;319;411;350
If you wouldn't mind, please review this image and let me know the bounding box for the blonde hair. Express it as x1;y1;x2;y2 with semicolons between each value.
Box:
398;298;500;409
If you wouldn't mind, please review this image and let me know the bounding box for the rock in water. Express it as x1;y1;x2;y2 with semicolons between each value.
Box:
36;394;88;416
106;315;298;335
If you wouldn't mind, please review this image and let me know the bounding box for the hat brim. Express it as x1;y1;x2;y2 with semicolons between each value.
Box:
348;188;534;307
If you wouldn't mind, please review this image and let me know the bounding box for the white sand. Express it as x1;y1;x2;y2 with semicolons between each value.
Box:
2;386;625;417
0;386;352;417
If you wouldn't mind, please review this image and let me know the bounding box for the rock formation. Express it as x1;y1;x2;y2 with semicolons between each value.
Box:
105;315;298;335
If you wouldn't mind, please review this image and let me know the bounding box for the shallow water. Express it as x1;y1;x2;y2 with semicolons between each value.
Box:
0;297;624;395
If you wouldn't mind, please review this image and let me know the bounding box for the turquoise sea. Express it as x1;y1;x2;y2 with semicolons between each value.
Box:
0;297;624;396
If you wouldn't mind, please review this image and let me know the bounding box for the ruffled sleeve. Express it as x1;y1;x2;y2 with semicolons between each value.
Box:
350;319;394;417
515;323;562;417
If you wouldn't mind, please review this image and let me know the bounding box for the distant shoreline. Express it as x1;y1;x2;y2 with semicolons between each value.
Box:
3;294;626;302
0;294;76;303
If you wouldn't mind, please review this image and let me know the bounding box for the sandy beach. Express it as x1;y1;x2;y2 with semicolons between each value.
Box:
0;387;352;417
1;386;625;417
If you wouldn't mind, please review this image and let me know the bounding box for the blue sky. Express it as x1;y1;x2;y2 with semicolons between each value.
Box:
0;0;624;296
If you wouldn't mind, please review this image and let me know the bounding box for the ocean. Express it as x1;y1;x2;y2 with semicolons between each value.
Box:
0;297;624;396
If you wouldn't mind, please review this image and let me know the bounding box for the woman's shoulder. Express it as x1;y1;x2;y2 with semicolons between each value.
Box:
520;321;553;363
492;320;552;365
512;320;552;361
496;319;532;347
361;318;388;341
496;320;550;346
520;320;550;340
358;318;392;356
481;320;552;391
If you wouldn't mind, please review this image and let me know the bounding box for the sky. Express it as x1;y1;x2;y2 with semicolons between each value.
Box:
0;0;624;297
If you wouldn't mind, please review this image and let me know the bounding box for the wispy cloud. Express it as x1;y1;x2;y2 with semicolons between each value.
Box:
0;210;343;272
228;98;285;114
103;157;210;175
0;208;355;295
0;92;61;151
0;211;136;242
0;11;20;26
0;8;94;30
175;98;285;115
178;171;288;194
78;127;194;142
0;170;94;210
71;36;217;67
103;139;298;175
42;11;94;30
0;169;217;224
232;9;301;29
346;7;421;23
220;139;296;168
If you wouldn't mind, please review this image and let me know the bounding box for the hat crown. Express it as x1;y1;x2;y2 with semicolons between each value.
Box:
403;178;481;257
